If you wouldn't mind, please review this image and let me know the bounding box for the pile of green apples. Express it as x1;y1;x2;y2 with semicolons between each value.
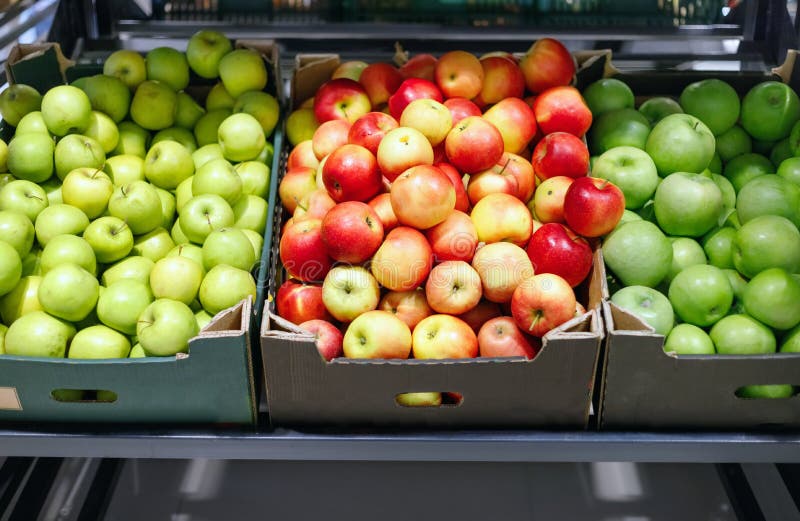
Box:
583;76;800;399
0;29;277;362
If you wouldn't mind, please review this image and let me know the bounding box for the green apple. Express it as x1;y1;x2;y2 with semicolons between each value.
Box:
770;137;793;166
233;91;279;135
171;218;190;245
137;298;199;356
0;240;21;296
740;81;800;141
679;79;740;136
97;279;153;335
217;113;266;162
4;310;74;357
603;220;672;288
777;156;800;187
54;134;105;180
179;194;235;244
591;146;658;210
0;323;6;354
193;108;231;147
61;167;113;219
0;180;48;221
40;235;96;275
195;309;213;330
38;263;98;321
723;152;774;193
149;256;204;304
733;215;800;278
68;325;131;359
743;268;800;330
0;84;42;127
192;143;224;170
241;229;264;262
144;139;194;190
232;194;267;233
34;204;89;246
104;154;145;186
103;50;147;90
589;108;650;154
167;243;205;267
667;237;707;282
611;285;674;335
0;173;13;190
83;216;134;263
20;248;41;277
702;226;737;270
205;82;236;111
41;85;92;137
15;111;48;134
7;132;55;183
0;141;8;173
175;176;194;213
582;78;633;117
192;158;242;205
0;275;42;323
175;92;205;130
0;210;33;257
155;187;176;230
152;126;197;153
715;125;751;162
711;314;776;354
186;29;232;79
131;226;175;262
669;264;733;327
710;173;736;213
100;255;153;286
218;49;267;98
637;96;683;125
40;177;62;205
736;174;800;228
654;172;723;237
286;108;319;146
130;80;177;131
663;323;715;355
145;47;190;91
201;227;255;271
83;111;119;153
199;264;257;315
645;113;715;177
723;268;749;303
112;121;150;158
79;74;131;122
736;385;795;399
781;324;800;352
708;152;722;174
108;180;162;235
129;343;146;358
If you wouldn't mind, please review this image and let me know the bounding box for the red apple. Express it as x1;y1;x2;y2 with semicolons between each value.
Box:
279;166;318;214
378;288;433;331
279;218;333;283
473;55;526;107
358;62;404;107
575;301;587;317
432;143;447;164
434;50;484;100
457;299;503;333
294;189;337;222
470;193;533;247
563;176;625;238
313;78;371;124
511;273;577;337
531;175;573;224
425;210;478;262
348;111;399;156
444;97;482;125
533;86;592;137
376;126;434;182
531;132;590;180
478;316;538;359
501;152;536;203
332;61;368;81
436;162;470;212
390;165;455;229
276;280;334;324
467;162;520;206
399;53;437;81
388;78;444;121
371;226;433;292
299;319;344;361
519;38;576;94
444;116;504;174
526;223;593;287
287;140;320;170
412;314;478;359
321;201;384;263
425;260;482;315
482;97;538;154
322;144;382;202
368;192;398;232
471;242;534;303
311;119;352;160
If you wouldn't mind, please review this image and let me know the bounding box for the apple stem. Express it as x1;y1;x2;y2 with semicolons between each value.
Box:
498;158;511;176
92;166;104;179
528;310;543;332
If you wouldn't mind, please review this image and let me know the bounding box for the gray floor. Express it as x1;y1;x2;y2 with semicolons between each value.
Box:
101;460;736;521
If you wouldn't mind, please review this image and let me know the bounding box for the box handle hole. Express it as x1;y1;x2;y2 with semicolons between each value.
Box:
51;389;118;403
395;392;463;408
734;385;798;400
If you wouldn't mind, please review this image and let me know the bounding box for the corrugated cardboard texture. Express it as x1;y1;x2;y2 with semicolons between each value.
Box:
6;43;75;92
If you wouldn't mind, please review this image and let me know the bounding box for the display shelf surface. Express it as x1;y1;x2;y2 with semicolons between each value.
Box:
0;423;798;462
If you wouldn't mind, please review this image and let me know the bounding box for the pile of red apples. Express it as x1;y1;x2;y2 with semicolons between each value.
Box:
278;38;624;363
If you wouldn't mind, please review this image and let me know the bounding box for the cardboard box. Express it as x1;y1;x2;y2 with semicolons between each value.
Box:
5;43;75;93
260;50;606;429
597;50;800;430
